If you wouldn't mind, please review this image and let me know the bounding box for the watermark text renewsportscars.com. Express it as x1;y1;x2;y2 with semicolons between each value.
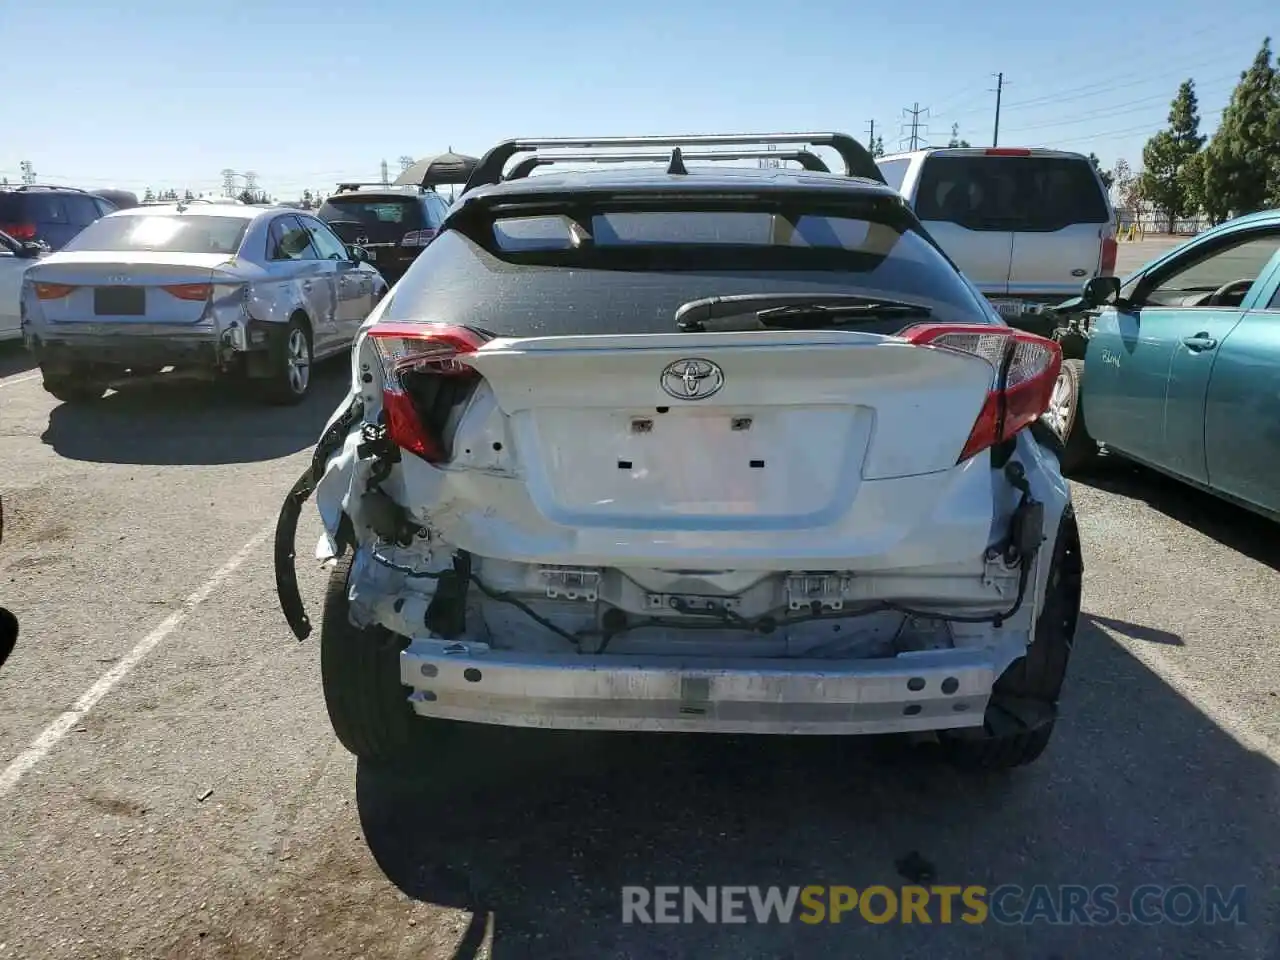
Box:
621;885;1248;926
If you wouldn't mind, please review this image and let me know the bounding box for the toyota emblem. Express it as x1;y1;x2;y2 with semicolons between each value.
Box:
660;358;724;400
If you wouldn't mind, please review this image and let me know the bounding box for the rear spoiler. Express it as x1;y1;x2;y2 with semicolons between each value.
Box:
463;133;886;192
505;149;832;180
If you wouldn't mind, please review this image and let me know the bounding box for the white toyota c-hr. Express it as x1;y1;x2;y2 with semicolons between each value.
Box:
275;133;1083;773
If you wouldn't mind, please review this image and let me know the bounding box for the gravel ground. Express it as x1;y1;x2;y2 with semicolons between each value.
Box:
0;252;1276;959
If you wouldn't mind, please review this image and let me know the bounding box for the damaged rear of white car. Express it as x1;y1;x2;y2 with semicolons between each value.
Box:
275;137;1082;772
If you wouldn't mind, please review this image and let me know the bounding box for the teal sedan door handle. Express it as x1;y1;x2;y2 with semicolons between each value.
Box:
1182;333;1218;352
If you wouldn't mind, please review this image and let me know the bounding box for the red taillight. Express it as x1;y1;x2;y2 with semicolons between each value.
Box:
1;223;37;241
984;148;1032;156
366;321;490;461
33;282;78;300
899;323;1062;462
400;229;437;248
1100;234;1117;275
162;283;212;301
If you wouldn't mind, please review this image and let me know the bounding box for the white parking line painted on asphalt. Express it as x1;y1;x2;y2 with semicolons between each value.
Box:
0;373;39;388
0;522;274;796
1099;624;1279;765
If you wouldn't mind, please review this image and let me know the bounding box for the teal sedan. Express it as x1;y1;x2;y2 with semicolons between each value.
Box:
1048;209;1280;520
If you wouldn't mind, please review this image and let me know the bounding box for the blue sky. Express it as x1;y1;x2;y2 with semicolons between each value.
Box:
1;0;1274;199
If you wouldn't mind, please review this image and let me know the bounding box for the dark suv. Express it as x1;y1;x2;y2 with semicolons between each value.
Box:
315;184;450;283
0;185;118;251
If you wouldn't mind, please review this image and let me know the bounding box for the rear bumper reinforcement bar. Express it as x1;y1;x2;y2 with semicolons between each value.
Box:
401;641;995;735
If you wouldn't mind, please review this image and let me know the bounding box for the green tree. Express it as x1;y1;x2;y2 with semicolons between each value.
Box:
183;189;194;201
1202;38;1278;222
869;135;885;158
1139;79;1205;231
302;188;314;209
237;189;256;204
1089;153;1114;190
143;187;155;202
946;123;971;148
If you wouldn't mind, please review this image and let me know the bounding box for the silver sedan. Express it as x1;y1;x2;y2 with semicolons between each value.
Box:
20;202;388;404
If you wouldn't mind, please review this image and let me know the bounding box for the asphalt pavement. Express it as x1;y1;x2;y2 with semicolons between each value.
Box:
1;238;1276;959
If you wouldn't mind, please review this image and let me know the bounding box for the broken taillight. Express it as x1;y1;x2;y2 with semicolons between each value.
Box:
365;321;489;461
899;323;1062;463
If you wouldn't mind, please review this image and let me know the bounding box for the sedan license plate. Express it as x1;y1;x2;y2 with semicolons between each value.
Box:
94;286;146;316
988;298;1025;320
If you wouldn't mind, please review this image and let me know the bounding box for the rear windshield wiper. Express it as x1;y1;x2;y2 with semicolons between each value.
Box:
676;293;931;331
754;302;931;328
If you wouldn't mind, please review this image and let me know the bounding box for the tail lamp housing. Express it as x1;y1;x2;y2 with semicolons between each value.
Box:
899;323;1062;463
365;321;489;461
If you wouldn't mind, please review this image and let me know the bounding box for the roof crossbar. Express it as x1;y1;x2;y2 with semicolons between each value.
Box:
465;133;884;192
504;148;832;180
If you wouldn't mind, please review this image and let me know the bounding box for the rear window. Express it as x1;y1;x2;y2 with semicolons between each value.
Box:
0;193;70;224
914;155;1109;230
317;198;425;228
62;215;249;254
383;202;992;336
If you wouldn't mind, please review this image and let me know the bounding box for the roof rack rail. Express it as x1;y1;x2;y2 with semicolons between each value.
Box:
11;184;88;193
465;133;884;192
334;181;419;193
505;148;831;180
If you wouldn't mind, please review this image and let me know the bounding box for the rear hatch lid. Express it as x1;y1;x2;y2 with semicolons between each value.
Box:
912;150;1112;303
458;330;996;527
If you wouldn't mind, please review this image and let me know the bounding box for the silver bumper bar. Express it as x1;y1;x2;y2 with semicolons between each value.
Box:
400;640;997;735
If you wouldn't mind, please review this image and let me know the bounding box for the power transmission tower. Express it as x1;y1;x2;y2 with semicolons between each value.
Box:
243;171;258;194
221;169;236;197
20;161;36;185
398;155;415;173
899;103;930;151
380;159;389;185
991;72;1006;147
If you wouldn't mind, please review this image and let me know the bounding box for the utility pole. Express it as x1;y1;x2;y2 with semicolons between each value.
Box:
900;103;930;151
866;119;875;147
380;159;389;185
19;161;36;185
992;72;1005;148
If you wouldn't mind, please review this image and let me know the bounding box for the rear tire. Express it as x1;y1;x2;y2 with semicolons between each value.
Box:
1046;359;1099;475
938;505;1083;770
261;317;312;406
320;553;423;768
41;367;107;404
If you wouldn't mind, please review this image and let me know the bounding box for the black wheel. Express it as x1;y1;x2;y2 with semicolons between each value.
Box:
1045;358;1099;475
41;366;107;404
939;505;1084;770
261;317;312;405
320;553;422;767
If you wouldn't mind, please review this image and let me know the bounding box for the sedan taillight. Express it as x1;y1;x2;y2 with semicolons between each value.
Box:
162;283;213;301
33;282;77;300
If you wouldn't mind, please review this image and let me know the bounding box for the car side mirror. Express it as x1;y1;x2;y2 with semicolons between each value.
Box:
17;242;46;259
346;244;369;263
1081;275;1120;307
